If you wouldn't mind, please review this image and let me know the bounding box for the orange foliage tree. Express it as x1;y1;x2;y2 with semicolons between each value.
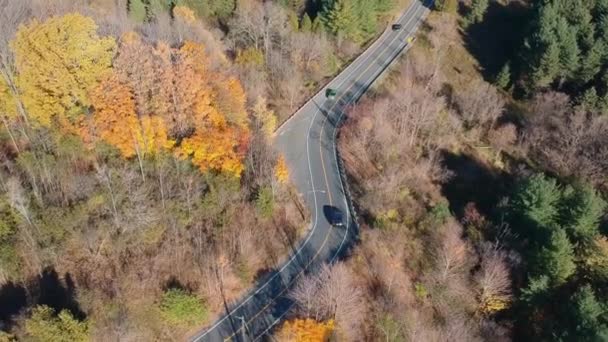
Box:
112;33;250;176
276;319;335;342
85;74;174;158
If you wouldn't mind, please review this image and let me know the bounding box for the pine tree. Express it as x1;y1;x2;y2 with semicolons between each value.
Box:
356;0;378;40
555;17;580;81
532;42;561;88
312;15;323;33
579;87;599;110
288;11;299;31
495;62;511;89
534;229;576;286
467;0;489;24
301;13;313;32
566;285;608;340
578;41;603;84
511;173;562;241
561;185;606;246
321;0;360;42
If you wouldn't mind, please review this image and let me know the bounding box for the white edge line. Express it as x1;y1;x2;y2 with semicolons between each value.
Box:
193;1;427;339
252;0;432;339
190;9;409;341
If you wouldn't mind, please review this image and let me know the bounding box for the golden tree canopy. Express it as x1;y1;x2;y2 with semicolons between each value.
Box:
11;13;116;126
0;77;17;121
275;155;289;184
276;319;335;342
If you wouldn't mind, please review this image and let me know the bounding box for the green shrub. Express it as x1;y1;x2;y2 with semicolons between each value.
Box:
160;288;207;327
25;306;88;342
255;186;275;219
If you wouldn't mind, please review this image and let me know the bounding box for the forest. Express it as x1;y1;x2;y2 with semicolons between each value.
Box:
298;0;607;340
1;0;607;341
0;0;404;340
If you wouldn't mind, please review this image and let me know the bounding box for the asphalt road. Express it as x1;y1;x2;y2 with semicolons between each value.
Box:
190;1;431;341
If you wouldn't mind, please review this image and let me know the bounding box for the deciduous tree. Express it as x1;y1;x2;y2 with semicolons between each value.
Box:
11;13;116;126
276;318;335;342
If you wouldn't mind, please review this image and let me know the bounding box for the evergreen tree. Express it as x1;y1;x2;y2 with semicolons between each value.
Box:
520;275;551;306
534;229;576;285
321;0;360;42
495;62;511;89
312;15;323;33
436;0;458;14
510;173;562;242
579;87;600;110
467;0;489;24
128;0;148;22
374;0;394;13
578;41;604;84
555;17;580;80
561;185;606;246
355;0;377;39
532;42;561;88
288;11;299;31
565;285;608;340
301;13;313;32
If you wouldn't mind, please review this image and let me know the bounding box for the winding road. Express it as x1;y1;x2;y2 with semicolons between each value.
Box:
190;1;431;340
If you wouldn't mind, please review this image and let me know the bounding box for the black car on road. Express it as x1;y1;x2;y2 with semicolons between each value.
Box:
323;205;345;228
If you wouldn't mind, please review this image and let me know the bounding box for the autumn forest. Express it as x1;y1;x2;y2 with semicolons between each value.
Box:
1;0;608;341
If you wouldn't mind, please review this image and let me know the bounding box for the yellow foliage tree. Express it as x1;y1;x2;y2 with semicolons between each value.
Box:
276;319;334;342
253;96;277;139
584;236;608;281
11;13;116;126
479;295;510;315
171;42;249;176
235;47;265;67
173;5;197;24
218;76;249;128
0;77;17;121
275;155;289;184
177;127;245;176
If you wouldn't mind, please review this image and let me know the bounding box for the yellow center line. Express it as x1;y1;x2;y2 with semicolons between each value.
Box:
224;6;421;340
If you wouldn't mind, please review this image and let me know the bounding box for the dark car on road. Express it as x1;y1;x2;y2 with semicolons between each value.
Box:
323;205;345;228
392;23;403;30
325;88;337;100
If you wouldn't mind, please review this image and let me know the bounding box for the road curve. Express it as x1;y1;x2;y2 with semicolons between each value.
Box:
190;1;431;340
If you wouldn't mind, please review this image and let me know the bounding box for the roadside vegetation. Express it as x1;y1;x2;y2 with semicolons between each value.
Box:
0;0;407;340
276;0;608;340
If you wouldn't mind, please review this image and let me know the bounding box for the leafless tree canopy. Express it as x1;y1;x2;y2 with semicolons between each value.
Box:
290;263;367;340
524;91;608;189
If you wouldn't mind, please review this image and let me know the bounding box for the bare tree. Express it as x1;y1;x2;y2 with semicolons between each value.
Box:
290;263;367;340
454;80;505;137
488;123;517;157
432;220;472;284
524;91;608;188
474;242;512;316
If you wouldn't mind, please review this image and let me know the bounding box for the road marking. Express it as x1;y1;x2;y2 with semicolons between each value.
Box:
222;1;429;340
192;2;427;340
252;1;431;339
